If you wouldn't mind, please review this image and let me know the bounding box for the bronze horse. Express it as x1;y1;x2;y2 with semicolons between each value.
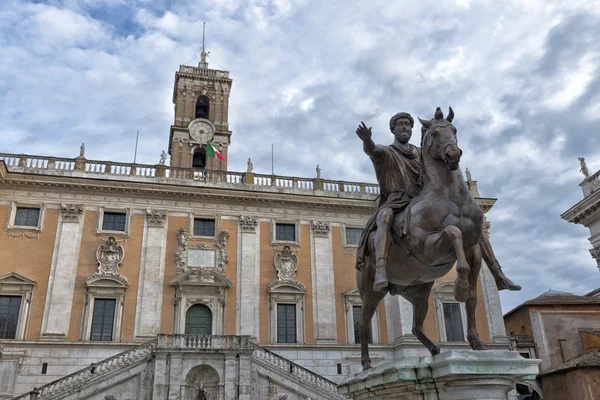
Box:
357;107;486;369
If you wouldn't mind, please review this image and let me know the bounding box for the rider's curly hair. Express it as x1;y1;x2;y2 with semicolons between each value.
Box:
389;112;414;132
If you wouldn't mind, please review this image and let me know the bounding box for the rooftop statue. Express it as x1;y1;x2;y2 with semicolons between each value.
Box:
355;107;520;370
579;157;591;179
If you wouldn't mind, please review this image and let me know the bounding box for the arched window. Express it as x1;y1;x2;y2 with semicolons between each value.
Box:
193;147;206;170
185;304;212;335
195;95;210;119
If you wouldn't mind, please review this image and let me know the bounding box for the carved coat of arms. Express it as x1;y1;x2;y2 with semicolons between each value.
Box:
96;237;124;276
274;246;298;282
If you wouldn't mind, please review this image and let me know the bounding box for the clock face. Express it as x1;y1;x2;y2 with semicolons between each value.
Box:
188;119;215;144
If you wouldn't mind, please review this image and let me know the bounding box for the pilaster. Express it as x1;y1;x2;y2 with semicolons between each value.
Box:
134;209;168;339
384;294;414;345
310;220;337;343
40;204;84;338
223;354;238;400
480;262;508;342
237;216;260;339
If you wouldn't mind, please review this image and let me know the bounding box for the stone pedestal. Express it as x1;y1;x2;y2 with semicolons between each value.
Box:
338;350;540;400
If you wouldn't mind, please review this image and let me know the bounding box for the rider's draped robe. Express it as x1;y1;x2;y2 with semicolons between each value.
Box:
355;143;422;271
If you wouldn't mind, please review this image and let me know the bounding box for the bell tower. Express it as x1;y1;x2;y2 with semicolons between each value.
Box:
169;46;232;172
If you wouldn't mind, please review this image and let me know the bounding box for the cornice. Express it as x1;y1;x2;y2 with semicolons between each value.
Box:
561;190;600;224
175;71;232;84
1;173;378;213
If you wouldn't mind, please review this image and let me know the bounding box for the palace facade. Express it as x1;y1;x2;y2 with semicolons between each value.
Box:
0;52;508;400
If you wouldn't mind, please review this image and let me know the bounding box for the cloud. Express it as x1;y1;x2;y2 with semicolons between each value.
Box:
1;0;599;313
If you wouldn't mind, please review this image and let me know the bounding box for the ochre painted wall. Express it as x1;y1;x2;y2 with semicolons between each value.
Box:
331;226;388;344
0;205;59;340
221;219;238;335
258;222;315;345
67;211;144;341
160;216;187;334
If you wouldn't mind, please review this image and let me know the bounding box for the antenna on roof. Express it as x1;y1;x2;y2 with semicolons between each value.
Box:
199;22;209;69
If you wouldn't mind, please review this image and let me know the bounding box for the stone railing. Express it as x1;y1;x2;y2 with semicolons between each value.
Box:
157;334;254;350
252;346;345;399
11;340;157;400
0;152;380;196
179;65;230;78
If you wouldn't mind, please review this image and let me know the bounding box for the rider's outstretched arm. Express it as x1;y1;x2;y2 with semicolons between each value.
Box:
357;121;384;158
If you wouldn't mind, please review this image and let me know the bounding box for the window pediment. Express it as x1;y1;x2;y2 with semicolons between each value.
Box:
268;280;306;294
0;272;36;288
85;274;128;290
170;269;232;288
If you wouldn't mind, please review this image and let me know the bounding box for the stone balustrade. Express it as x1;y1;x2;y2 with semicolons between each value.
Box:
157;334;254;350
0;152;380;197
252;346;345;399
178;65;230;78
12;340;157;400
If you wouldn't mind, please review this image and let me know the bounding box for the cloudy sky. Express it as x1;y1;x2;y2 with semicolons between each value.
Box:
1;0;599;312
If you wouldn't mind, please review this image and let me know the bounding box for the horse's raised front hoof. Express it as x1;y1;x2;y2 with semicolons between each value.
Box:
430;345;440;356
453;279;469;302
362;360;372;370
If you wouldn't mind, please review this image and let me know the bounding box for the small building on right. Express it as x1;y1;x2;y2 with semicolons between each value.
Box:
504;288;600;399
502;157;600;399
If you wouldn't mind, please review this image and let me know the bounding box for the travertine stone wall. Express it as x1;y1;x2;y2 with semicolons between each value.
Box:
41;207;85;338
134;212;168;339
237;216;260;339
311;221;337;343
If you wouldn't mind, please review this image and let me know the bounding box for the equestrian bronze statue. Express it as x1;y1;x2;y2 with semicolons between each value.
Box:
355;107;519;370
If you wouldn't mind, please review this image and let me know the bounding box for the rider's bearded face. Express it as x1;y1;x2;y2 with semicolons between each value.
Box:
393;118;412;144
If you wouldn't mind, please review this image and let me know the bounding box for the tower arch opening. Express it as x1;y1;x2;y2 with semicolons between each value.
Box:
195;95;210;119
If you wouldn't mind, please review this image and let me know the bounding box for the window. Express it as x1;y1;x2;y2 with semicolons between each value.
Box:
0;296;21;339
443;303;465;342
185;304;213;335
345;227;363;246
90;299;116;341
193;147;207;170
102;212;126;232
352;306;373;344
276;223;296;242
195;95;210;119
268;281;305;344
194;218;215;237
277;304;297;343
14;207;40;227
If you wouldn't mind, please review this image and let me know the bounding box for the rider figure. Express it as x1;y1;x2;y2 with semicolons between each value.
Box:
356;113;422;292
356;112;520;293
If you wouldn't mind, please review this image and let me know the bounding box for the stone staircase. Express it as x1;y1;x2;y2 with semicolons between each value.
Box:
11;336;346;400
11;340;157;400
252;346;345;400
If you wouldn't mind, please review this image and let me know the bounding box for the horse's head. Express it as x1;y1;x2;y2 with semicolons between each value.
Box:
419;107;462;171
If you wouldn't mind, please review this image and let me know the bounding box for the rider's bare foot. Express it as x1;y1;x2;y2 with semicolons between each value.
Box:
492;263;521;291
373;266;389;292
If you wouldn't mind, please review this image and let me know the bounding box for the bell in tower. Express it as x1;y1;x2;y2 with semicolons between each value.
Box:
168;29;232;173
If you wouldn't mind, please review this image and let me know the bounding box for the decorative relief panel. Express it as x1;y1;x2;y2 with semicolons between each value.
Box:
61;204;84;223
176;227;190;273
311;220;331;237
174;228;229;274
94;237;125;278
240;216;258;233
274;245;299;282
146;209;167;228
